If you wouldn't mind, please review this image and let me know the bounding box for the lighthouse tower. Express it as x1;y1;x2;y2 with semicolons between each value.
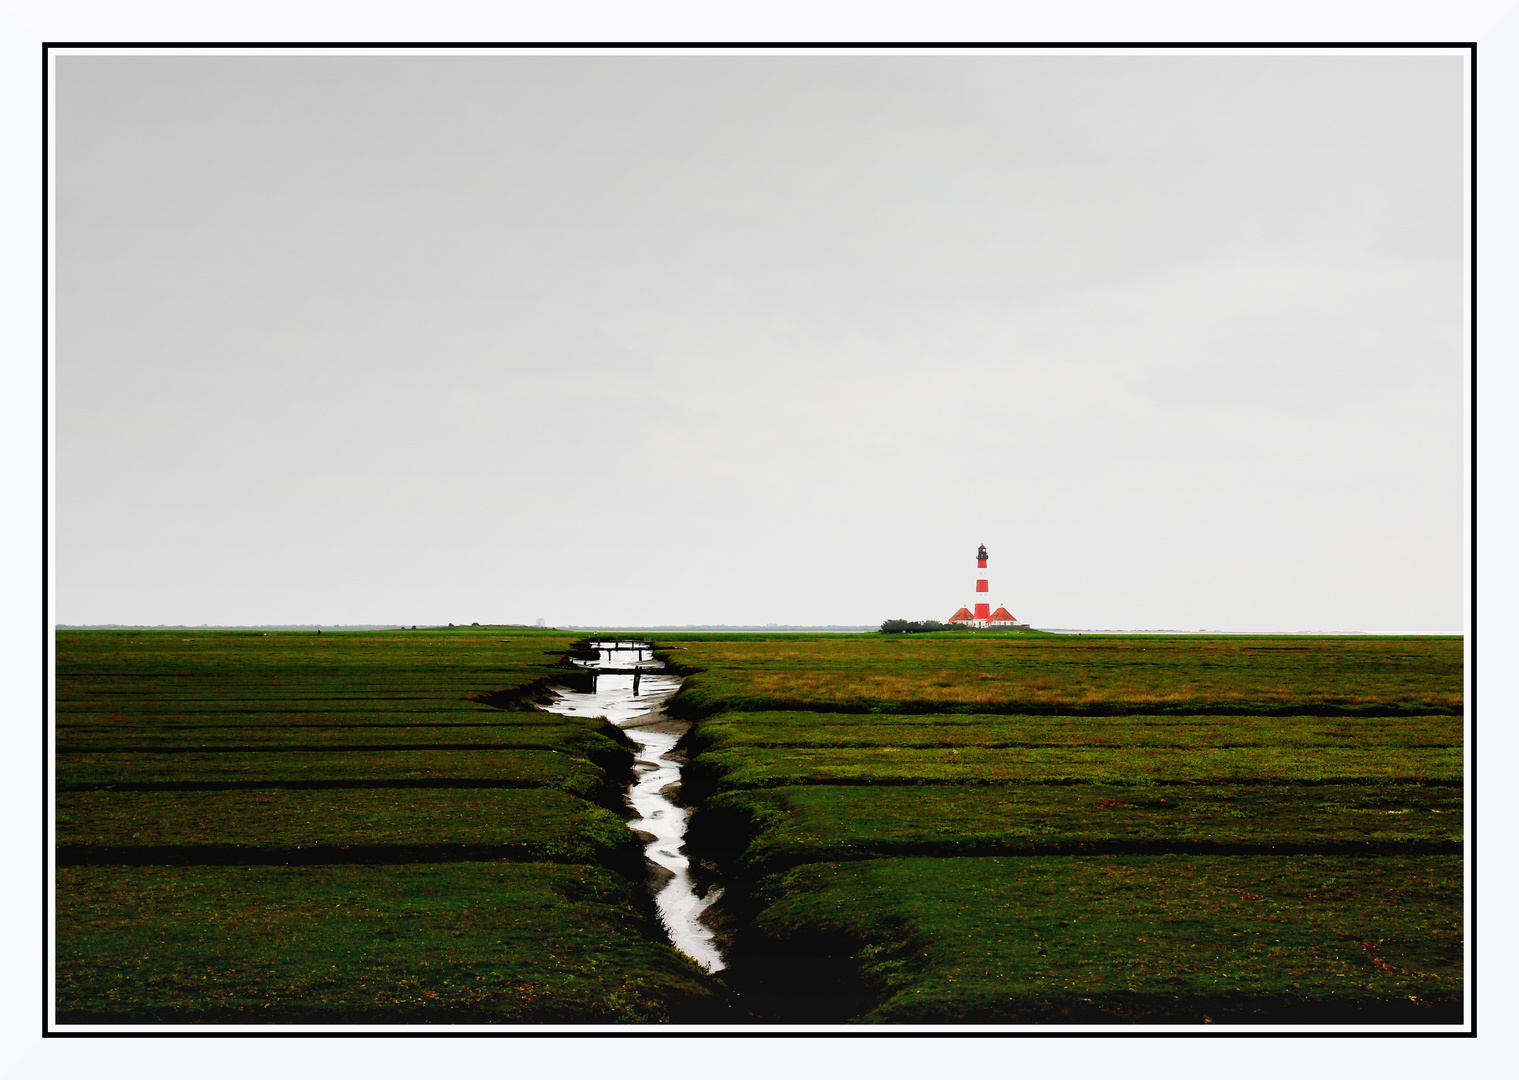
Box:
948;544;1026;628
973;543;991;621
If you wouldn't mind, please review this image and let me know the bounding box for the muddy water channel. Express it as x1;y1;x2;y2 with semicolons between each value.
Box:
536;641;725;973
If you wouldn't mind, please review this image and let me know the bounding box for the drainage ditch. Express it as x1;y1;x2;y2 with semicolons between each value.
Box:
537;640;725;974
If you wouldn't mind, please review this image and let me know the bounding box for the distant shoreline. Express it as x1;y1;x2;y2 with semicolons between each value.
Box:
54;624;445;631
53;624;1461;635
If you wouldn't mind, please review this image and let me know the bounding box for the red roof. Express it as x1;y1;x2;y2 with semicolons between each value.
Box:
947;607;975;622
988;607;1019;622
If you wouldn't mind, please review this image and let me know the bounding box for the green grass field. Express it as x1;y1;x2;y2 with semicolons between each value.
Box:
689;784;1461;877
56;628;1466;1025
53;628;713;1024
746;855;1462;1024
685;744;1458;789
656;631;1465;1024
57;788;641;866
658;633;1463;715
57;747;613;797
59;719;604;747
57;861;716;1023
684;710;1463;751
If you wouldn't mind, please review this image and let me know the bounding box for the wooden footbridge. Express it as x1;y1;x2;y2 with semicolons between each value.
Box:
583;641;667;691
587;640;655;673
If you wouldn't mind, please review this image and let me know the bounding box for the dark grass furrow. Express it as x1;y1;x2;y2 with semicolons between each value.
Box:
57;748;604;785
56;787;637;858
57;846;649;875
678;746;1461;802
685;711;1462;753
61;743;611;754
59;779;589;793
672;697;1462;719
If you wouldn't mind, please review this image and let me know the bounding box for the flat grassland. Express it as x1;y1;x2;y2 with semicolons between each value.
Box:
54;629;716;1024
56;628;1466;1025
661;633;1462;715
658;631;1464;1024
58;862;700;1023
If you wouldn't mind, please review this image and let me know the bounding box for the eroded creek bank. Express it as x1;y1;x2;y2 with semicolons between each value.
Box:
537;640;725;974
538;640;878;1022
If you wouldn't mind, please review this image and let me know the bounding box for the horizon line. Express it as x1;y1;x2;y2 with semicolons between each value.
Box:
52;623;1464;636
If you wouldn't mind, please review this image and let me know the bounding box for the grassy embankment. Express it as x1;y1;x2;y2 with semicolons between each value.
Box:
655;631;1464;1024
55;628;718;1023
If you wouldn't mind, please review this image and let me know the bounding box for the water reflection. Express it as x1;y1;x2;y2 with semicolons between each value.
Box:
538;642;725;973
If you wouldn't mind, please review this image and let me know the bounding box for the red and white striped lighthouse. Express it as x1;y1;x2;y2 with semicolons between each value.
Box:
949;544;1026;628
974;543;991;621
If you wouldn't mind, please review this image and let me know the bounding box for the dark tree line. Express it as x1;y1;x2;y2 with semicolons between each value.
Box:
879;619;949;634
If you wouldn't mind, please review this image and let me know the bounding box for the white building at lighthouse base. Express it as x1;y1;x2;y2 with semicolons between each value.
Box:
948;606;1029;629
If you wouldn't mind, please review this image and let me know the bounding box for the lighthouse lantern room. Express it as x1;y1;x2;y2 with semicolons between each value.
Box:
948;545;1028;629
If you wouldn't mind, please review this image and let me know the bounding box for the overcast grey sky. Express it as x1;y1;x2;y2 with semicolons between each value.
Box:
55;53;1467;631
